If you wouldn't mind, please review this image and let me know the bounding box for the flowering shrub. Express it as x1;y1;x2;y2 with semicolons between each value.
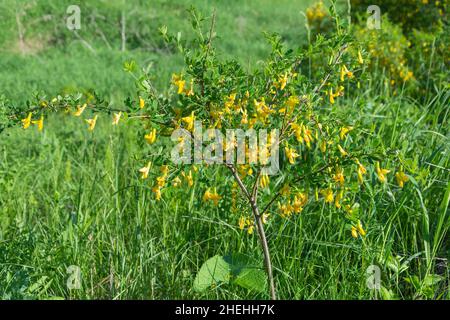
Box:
353;17;416;93
351;0;448;33
0;7;413;299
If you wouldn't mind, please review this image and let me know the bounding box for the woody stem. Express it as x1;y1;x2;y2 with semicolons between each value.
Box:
226;164;277;300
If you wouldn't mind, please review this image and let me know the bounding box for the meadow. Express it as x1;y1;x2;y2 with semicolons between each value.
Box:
0;0;449;300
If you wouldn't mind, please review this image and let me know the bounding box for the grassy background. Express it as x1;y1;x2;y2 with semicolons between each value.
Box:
0;0;449;299
0;0;315;104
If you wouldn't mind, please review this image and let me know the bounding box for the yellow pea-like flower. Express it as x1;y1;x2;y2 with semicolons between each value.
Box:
139;161;152;180
145;128;157;144
376;161;391;183
395;170;409;188
182;111;195;132
351;220;366;239
259;174;270;189
321;188;334;203
203;187;222;206
284;146;299;165
74;104;87;117
21;112;33;129
357;220;366;237
339;126;353;140
85;115;98;131
152;186;162;201
356;160;367;184
239;216;246;230
334;190;343;209
172;176;182;187
112;112;122;125
278;72;288;90
182;170;194;187
340;65;354;81
139;96;145;109
337;144;348;157
351;226;358;238
32;115;44;132
358;49;364;65
333;167;345;186
329;88;335;104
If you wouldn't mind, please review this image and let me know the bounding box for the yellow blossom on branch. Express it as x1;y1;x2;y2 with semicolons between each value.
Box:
112;112;122;125
31;115;44;132
21;113;33;129
85;115;98;131
74;104;87;117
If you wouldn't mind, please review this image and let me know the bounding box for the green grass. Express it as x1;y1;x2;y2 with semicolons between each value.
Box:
0;0;449;300
0;0;316;103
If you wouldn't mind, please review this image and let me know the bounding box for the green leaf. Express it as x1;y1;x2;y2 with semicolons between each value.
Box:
224;253;267;293
233;268;267;293
193;255;230;292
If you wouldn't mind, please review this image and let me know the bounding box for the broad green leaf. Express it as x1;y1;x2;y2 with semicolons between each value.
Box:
233;268;267;293
193;255;230;292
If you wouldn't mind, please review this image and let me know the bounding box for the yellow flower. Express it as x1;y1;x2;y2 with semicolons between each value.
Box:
85;115;98;131
357;220;366;236
145;128;157;144
375;161;390;183
333;167;345;186
139;96;145;109
254;98;273;121
278;73;288;90
247;225;254;235
182;111;195;131
278;201;293;218
292;193;308;213
239;216;246;230
339;126;353;140
185;79;195;96
352;220;366;238
238;165;253;179
262;213;270;224
259;174;270;189
241;108;248;124
351;226;358;238
203;187;222;206
155;176;166;187
21;113;33;129
356;160;367;184
139;161;151;179
31;115;44;131
182;170;194;187
329;88;335;104
334;190;343;208
172;176;182;187
340;65;354;81
112;112;122;125
74;104;87;117
172;74;185;94
284;146;299;165
357;50;364;65
320;140;327;153
286;95;299;110
395;170;409;188
337;144;348;157
152;186;162;201
280;184;291;197
321;188;334;203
